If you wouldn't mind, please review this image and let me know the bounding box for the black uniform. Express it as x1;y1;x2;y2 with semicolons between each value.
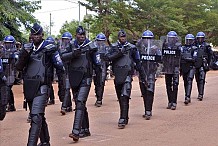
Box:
58;40;73;114
15;23;65;146
137;39;162;119
93;41;110;107
180;44;197;104
162;42;181;110
62;36;101;141
104;39;143;128
0;58;8;120
194;42;212;100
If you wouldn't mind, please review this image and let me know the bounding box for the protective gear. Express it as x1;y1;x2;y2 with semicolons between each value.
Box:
137;31;162;118
31;23;43;35
96;33;106;41
106;38;138;128
185;34;195;46
15;32;65;145
76;26;85;35
194;33;212;99
62;32;72;40
62;35;99;141
181;36;197;105
118;30;126;37
162;31;181;109
46;36;55;44
166;31;178;47
94;33;109;106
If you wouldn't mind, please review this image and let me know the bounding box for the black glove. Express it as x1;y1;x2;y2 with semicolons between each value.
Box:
23;43;33;53
102;54;110;61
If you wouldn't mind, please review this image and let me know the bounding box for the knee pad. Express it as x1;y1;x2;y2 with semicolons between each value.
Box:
31;114;42;125
75;101;85;110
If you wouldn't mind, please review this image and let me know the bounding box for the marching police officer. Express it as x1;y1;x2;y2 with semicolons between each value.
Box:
58;32;73;115
1;35;17;112
136;30;162;120
93;33;110;107
0;56;7;120
104;30;145;128
162;31;181;110
61;26;101;141
194;32;213;101
180;34;197;105
15;23;65;146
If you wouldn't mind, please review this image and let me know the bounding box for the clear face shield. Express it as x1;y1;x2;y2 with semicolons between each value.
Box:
141;38;153;54
4;42;16;51
185;39;194;46
167;36;178;46
96;40;106;53
60;38;71;49
196;37;204;44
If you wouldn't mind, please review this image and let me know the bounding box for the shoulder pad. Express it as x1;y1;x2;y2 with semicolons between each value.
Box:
192;46;198;49
111;42;118;47
205;42;211;47
128;43;136;49
44;43;56;51
175;42;182;47
23;43;33;49
89;42;98;49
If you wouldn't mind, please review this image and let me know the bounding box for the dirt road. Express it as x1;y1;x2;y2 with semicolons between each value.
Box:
1;71;218;146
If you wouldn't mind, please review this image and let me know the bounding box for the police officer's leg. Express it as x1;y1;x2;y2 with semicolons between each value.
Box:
7;85;16;112
195;68;201;97
79;106;91;138
118;76;132;128
197;67;206;101
47;85;55;105
184;68;195;104
38;115;50;146
69;78;91;142
61;78;72;115
27;85;49;146
165;74;173;109
0;85;9;121
171;71;179;110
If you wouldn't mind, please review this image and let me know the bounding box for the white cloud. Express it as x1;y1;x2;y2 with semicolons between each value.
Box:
33;0;87;36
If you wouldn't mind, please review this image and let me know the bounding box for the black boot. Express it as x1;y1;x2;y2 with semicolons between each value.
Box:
69;108;84;142
27;114;43;146
118;96;129;129
38;116;50;146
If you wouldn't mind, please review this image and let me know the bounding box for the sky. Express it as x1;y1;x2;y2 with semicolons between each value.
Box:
33;0;87;36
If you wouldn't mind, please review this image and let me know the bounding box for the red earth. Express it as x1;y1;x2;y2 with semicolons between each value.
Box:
1;70;218;146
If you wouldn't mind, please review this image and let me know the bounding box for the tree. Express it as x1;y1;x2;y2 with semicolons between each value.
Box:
0;0;41;42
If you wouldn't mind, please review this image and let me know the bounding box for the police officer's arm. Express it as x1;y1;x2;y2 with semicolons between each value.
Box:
15;43;33;71
61;43;81;62
104;45;123;61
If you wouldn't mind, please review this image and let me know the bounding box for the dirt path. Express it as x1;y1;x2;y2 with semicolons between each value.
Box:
0;71;218;146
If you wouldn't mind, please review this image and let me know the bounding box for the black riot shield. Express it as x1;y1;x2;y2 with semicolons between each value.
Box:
138;39;162;74
160;36;181;74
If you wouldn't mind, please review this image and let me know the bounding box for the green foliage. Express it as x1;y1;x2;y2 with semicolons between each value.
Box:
62;0;218;45
0;0;41;42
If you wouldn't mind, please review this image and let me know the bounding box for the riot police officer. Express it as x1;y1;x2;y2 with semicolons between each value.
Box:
136;30;162;120
58;32;73;115
104;30;145;128
0;56;7;120
180;34;197;105
15;23;65;146
162;31;181;110
46;36;56;105
61;26;101;141
1;35;17;112
93;33;110;107
194;32;213;101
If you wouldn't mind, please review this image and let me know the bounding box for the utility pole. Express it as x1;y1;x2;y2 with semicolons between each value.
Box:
50;13;51;35
79;1;81;25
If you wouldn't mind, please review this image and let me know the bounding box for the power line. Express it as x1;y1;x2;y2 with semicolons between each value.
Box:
34;6;78;14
